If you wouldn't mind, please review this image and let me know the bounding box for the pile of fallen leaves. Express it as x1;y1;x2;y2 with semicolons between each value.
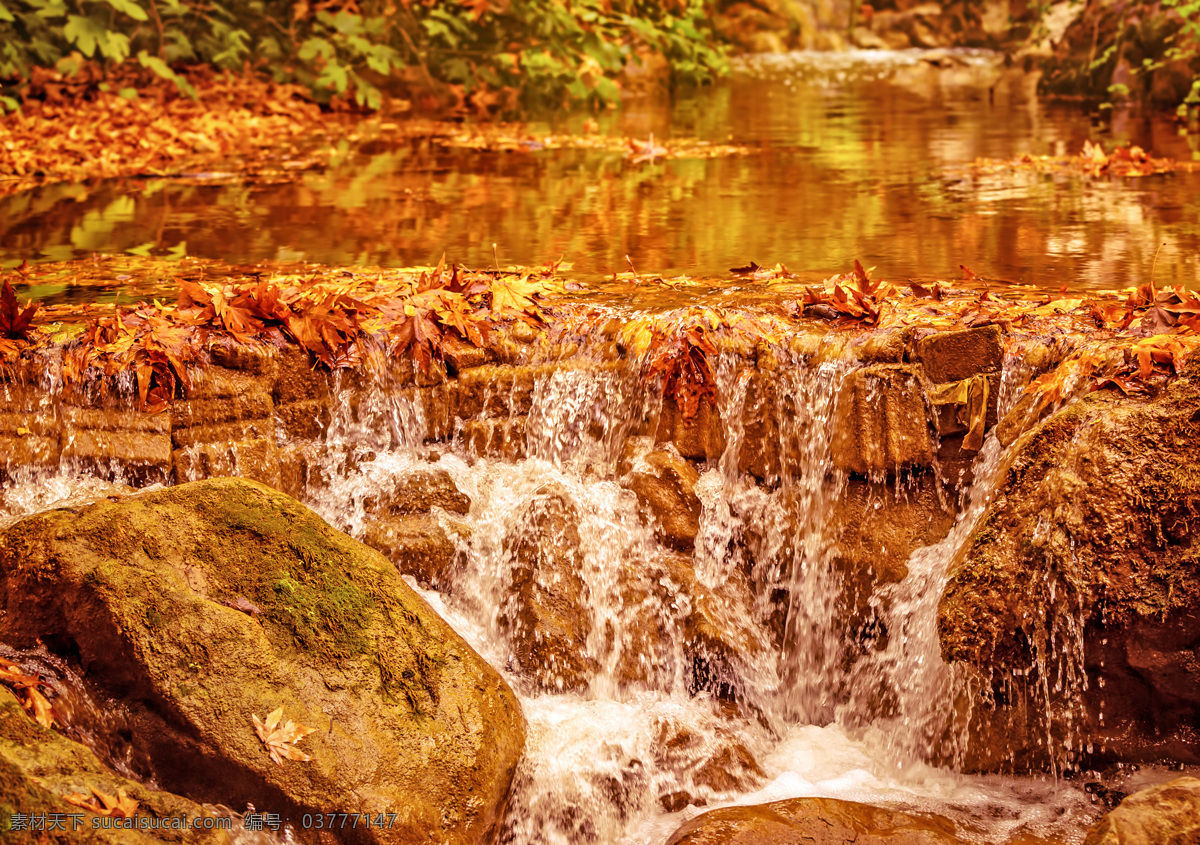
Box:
971;140;1200;178
3;257;549;412
439;125;750;162
4;254;1199;425
0;66;337;197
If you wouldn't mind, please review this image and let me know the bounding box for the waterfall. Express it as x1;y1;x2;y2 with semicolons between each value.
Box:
0;326;1106;844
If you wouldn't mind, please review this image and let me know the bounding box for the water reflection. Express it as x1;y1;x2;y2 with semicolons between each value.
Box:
2;49;1199;292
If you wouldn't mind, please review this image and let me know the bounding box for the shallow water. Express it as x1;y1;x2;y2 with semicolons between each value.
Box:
3;49;1200;298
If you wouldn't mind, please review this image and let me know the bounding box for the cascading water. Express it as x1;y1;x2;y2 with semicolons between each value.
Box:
0;321;1114;844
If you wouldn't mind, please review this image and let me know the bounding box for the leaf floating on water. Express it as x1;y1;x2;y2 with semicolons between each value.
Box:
253;706;317;765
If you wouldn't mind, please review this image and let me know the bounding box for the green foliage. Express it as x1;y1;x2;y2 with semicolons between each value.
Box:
0;0;728;112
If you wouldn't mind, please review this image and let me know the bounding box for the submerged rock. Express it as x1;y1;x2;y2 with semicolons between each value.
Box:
663;796;963;844
939;360;1200;771
1084;776;1200;845
0;478;525;844
0;686;230;843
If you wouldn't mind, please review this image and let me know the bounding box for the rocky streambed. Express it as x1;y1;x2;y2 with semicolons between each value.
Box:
0;269;1199;844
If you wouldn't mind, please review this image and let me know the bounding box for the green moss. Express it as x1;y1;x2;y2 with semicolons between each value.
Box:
268;569;371;658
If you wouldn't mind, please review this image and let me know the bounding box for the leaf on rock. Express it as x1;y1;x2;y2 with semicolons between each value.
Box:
253;707;316;765
65;786;139;819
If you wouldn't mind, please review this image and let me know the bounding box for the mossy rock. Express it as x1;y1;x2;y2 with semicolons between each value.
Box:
0;687;231;843
0;478;525;845
938;361;1200;772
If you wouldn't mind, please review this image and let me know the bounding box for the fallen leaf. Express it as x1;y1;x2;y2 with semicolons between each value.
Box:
253;706;316;765
65;786;138;819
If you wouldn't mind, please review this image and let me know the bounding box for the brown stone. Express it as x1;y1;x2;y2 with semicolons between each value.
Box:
362;468;470;517
0;478;525;844
172;391;273;430
832;474;957;615
659;398;725;461
185;365;272;401
63;430;171;466
500;488;597;692
913;324;1003;384
1084;777;1200;845
271;346;331;404
207;338;280;376
659;553;771;702
625;450;702;551
274;398;331;440
442;334;494;373
832;364;933;476
939;360;1200;771
0;686;233;845
463;417;527;460
456;364;537;419
652;719;765;810
0;434;59;468
172;438;280;489
362;513;463;589
171;418;275;449
664;796;963;845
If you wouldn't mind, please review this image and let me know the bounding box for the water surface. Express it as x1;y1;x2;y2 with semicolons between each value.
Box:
4;49;1199;294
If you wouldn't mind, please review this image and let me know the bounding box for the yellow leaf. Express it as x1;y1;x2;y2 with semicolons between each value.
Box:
253;707;316;766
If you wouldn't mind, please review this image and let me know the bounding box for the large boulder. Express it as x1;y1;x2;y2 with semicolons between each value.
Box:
1084;776;1200;845
938;361;1200;771
0;686;231;843
663;796;963;844
0;478;525;844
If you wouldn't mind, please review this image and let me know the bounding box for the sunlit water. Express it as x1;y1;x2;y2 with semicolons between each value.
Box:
4;49;1200;300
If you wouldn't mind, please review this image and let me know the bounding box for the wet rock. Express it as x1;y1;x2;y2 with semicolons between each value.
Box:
500;487;597;692
1084;776;1200;845
0;383;59;472
463;417;527;460
658;398;725;462
652;719;765;811
625;450;702;551
274;398;330;440
271;345;332;405
172;437;280;490
655;553;772;702
832;475;957;652
939;360;1200;771
361;468;470;517
455;364;537;419
0;478;525;844
0;687;232;844
663;796;963;844
362;513;464;589
913;324;1003;384
61;404;172;482
832;364;934;476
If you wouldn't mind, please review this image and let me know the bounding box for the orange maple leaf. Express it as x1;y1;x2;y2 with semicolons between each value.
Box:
252;707;316;765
